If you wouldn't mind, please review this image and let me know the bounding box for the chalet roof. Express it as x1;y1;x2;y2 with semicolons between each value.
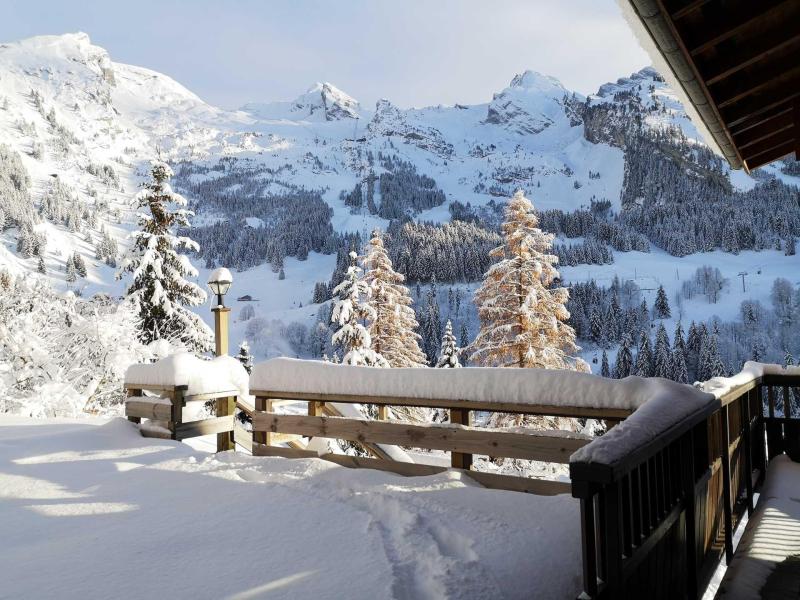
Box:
620;0;800;171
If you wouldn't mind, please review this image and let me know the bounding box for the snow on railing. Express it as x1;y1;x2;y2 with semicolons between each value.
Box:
251;357;692;413
124;352;249;398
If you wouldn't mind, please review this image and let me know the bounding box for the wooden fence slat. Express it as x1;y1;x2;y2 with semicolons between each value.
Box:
176;415;234;440
450;408;473;470
252;412;589;463
252;443;571;495
124;399;173;421
183;390;240;403
249;389;632;420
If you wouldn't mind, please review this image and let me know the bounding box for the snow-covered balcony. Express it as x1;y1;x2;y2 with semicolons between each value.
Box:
112;354;800;598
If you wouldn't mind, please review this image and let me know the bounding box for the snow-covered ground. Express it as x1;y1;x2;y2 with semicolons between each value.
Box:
0;416;583;599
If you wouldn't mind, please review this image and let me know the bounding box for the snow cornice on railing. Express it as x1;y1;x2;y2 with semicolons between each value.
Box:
124;352;249;398
572;361;800;475
251;358;698;415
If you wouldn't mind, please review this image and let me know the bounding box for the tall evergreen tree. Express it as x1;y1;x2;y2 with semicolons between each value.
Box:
654;323;671;378
362;229;426;367
469;191;586;371
654;285;671;319
330;251;387;367
634;331;653;377
614;334;633;379
235;340;253;374
117;162;212;352
697;333;726;381
600;350;610;378
436;320;461;368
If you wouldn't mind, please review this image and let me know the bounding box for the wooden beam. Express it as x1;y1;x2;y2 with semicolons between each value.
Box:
795;102;800;160
450;408;473;470
249;389;633;420
670;0;713;21
703;27;800;86
252;444;570;495
252;412;589;463
124;399;173;421
724;91;800;129
714;64;800;110
217;395;235;452
175;415;234;440
730;104;793;138
688;0;796;56
183;390;239;403
234;422;253;453
744;139;795;170
740;126;796;162
733;110;794;149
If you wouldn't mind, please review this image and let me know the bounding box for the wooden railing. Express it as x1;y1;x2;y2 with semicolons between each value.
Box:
124;383;240;452
569;373;800;600
249;388;631;496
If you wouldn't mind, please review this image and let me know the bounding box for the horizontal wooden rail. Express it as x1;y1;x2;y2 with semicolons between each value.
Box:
251;389;632;420
253;443;571;495
253;411;588;463
124;398;172;421
176;415;235;440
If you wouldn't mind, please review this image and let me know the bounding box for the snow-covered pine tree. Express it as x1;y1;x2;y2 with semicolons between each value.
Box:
697;332;726;381
654;323;671;378
654;285;671;319
436;320;461;368
671;346;688;383
37;255;46;274
600;350;610;377
65;255;76;283
469;191;587;371
235;340;254;374
330;251;387;367
634;331;653;377
117;161;212;353
614;334;633;378
362;230;426;368
459;322;469;351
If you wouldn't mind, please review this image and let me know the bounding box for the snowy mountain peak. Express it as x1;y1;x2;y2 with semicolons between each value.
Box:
0;31;115;85
508;70;566;95
290;81;361;121
485;70;574;135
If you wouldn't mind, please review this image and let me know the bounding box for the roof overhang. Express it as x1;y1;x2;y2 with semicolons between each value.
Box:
619;0;800;172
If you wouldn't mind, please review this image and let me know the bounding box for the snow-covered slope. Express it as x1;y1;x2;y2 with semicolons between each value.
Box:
1;32;798;370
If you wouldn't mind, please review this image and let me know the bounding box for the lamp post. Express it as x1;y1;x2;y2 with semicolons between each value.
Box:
207;267;233;357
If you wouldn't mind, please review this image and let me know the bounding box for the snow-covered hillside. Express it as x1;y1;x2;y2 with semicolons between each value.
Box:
1;31;799;383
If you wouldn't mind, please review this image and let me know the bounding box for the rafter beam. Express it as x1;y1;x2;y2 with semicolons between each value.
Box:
733;111;794;150
714;64;800;110
744;139;795;170
671;0;713;21
704;28;800;86
740;127;796;162
724;92;800;130
689;0;795;56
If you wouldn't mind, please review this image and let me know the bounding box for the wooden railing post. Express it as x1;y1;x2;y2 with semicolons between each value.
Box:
574;482;599;598
216;394;235;452
719;405;734;564
755;384;767;486
742;391;754;516
681;432;699;599
603;482;623;594
126;387;142;424
254;397;273;447
170;385;187;440
450;408;472;470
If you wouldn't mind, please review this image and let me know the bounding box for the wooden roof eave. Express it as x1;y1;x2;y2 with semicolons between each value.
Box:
621;0;744;169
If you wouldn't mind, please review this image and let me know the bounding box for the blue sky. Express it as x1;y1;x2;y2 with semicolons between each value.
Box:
1;0;650;109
